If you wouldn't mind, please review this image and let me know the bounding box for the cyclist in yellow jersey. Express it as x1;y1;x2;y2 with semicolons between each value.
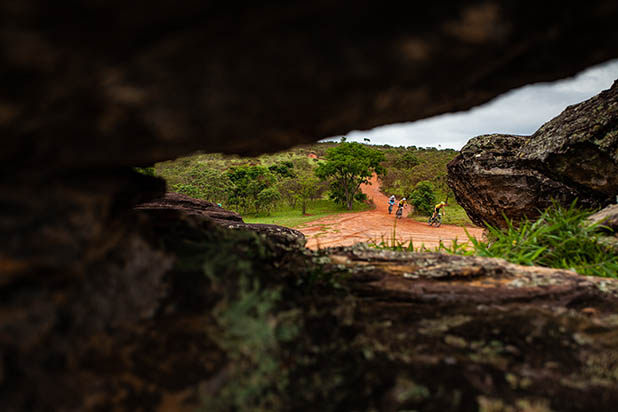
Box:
431;201;447;220
395;197;407;218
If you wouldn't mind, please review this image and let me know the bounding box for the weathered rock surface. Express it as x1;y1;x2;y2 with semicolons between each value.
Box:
136;191;244;224
447;133;586;227
589;204;618;233
589;204;618;248
522;84;618;194
1;169;167;275
4;1;618;277
135;192;306;247
4;214;618;411
4;2;618;411
3;2;618;168
448;81;618;227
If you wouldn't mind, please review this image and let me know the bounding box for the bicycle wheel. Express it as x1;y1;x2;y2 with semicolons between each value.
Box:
436;215;442;227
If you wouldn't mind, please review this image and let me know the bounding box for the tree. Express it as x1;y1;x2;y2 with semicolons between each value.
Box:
256;187;281;215
227;166;276;213
410;181;437;216
278;177;301;208
315;142;385;210
172;182;202;199
170;166;232;205
268;162;295;178
296;174;322;215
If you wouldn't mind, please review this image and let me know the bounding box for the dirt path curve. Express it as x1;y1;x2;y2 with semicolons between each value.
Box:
297;175;484;250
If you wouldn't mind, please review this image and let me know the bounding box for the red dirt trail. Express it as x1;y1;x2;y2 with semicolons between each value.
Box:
297;175;484;250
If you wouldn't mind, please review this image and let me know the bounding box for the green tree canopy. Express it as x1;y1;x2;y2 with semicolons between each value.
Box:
296;174;324;215
256;187;281;215
394;152;420;169
268;162;295;178
315;142;385;210
410;180;437;216
227;166;277;213
170;166;232;205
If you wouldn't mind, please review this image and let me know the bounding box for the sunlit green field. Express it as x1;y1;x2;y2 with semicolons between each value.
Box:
242;199;371;227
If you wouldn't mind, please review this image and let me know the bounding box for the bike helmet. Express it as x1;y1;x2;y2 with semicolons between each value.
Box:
402;197;406;201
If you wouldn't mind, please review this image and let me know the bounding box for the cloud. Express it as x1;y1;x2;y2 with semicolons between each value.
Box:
326;59;618;150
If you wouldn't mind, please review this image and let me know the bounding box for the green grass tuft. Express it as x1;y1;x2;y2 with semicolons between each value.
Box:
442;201;618;278
370;200;618;278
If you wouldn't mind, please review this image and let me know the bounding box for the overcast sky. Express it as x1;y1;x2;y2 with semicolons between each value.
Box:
325;58;618;150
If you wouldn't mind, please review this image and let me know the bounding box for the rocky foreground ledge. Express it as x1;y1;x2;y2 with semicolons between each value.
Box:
135;192;306;247
3;201;617;411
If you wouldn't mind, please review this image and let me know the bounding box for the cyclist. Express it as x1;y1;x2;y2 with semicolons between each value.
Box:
396;197;407;218
388;195;396;214
431;200;447;221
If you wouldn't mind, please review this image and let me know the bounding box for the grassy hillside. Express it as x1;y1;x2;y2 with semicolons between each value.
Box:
377;146;457;197
370;145;470;225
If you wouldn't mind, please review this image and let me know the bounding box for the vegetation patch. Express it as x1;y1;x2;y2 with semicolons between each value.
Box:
368;200;617;278
315;140;385;210
443;201;618;278
243;199;371;227
154;142;474;226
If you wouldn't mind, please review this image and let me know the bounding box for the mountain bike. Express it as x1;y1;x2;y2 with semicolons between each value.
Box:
396;205;403;219
428;212;442;227
388;203;394;214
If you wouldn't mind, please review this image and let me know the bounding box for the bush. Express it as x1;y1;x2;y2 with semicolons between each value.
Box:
447;201;618;278
133;166;156;176
256;187;281;215
167;166;232;205
172;182;202;198
410;181;436;216
394;152;420;169
227;166;277;213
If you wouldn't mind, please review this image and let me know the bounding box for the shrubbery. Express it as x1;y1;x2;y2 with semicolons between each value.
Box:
156;151;332;216
378;147;457;198
394;152;420;169
370;201;617;279
410;181;437;216
133;166;156;176
227;166;279;214
448;201;618;278
256;187;281;214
